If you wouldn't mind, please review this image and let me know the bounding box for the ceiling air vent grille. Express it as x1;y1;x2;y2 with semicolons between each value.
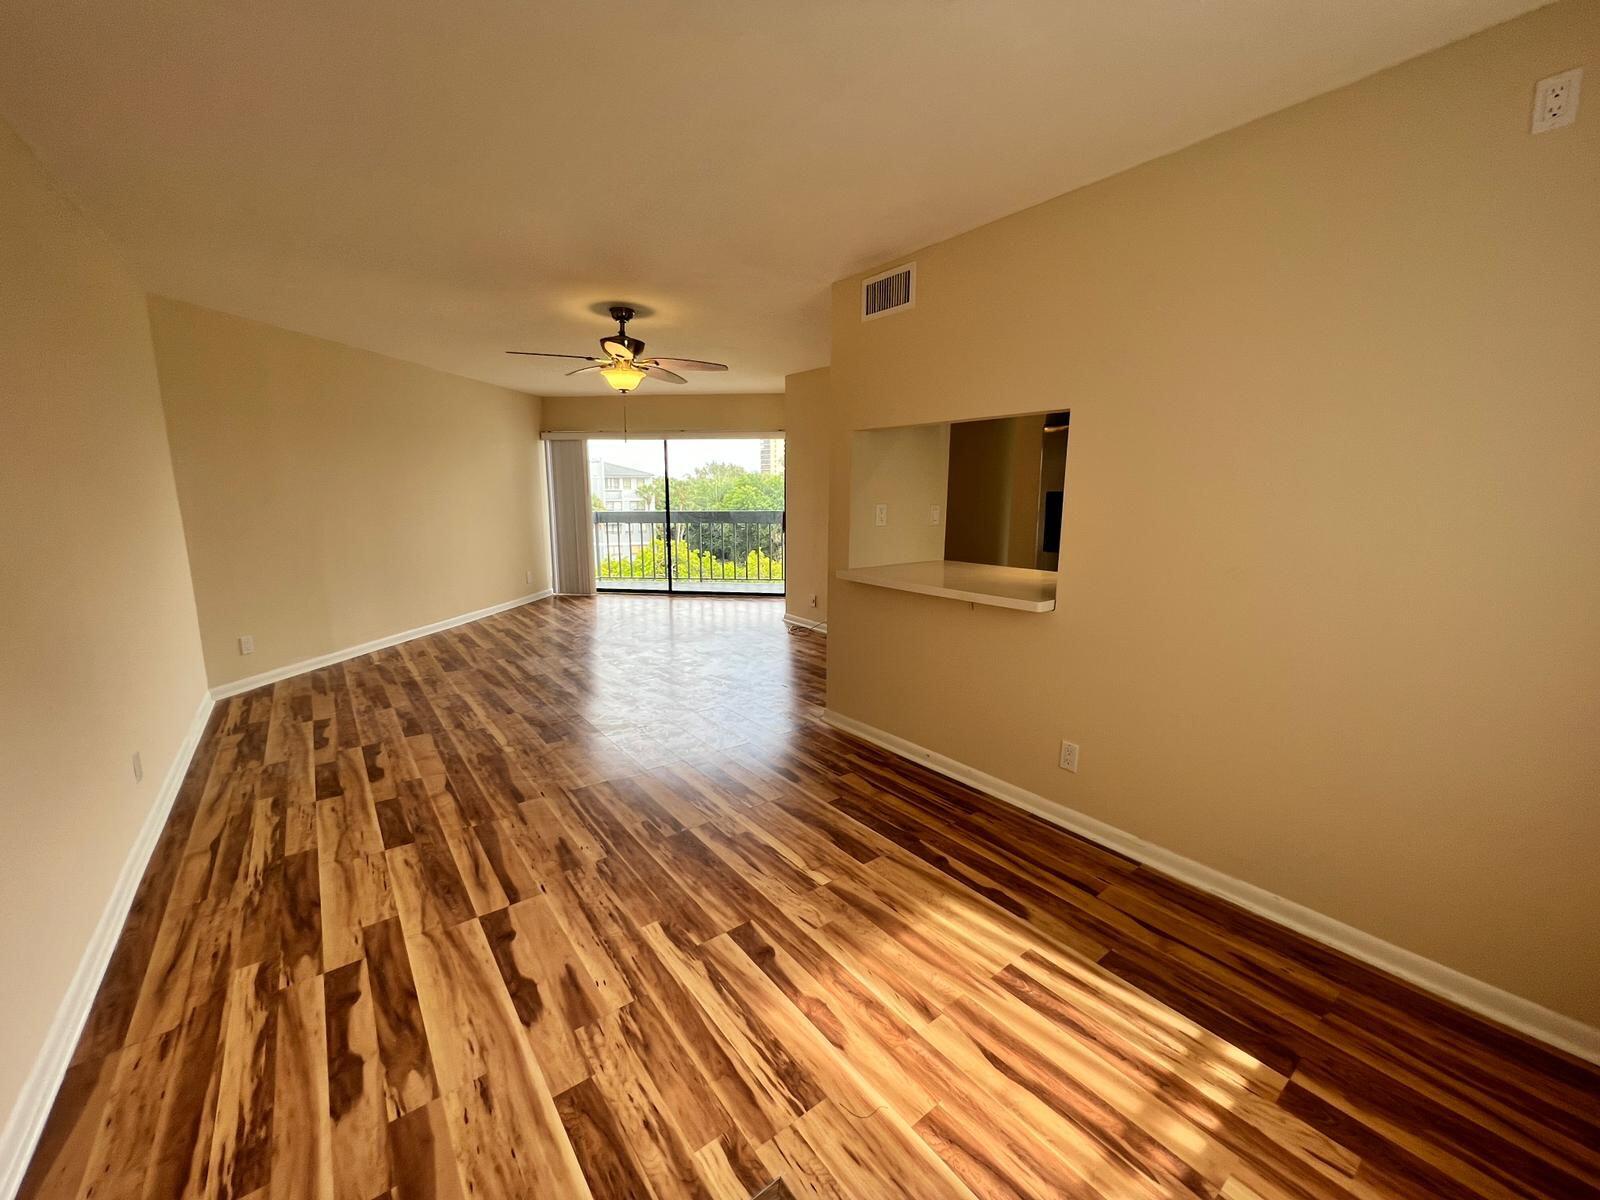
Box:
862;262;916;321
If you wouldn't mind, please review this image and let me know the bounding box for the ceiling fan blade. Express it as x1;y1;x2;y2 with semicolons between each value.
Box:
642;357;728;371
566;364;604;376
506;351;602;361
642;365;688;385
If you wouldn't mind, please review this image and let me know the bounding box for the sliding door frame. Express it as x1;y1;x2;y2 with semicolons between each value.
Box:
582;433;786;598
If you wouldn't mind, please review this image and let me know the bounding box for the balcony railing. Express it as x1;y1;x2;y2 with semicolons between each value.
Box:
594;509;784;591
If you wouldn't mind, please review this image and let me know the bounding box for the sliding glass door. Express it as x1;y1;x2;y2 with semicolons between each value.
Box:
588;438;670;592
588;436;784;596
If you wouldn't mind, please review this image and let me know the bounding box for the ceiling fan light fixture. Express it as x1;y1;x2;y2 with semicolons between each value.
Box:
505;305;725;390
599;361;647;392
600;333;644;361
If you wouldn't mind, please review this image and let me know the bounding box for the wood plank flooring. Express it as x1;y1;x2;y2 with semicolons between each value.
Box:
19;595;1600;1200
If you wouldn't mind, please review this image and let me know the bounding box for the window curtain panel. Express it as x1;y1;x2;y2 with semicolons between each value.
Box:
546;438;596;595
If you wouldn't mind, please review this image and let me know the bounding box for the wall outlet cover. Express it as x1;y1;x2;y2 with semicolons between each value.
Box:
1532;68;1582;133
238;634;255;656
1059;740;1080;773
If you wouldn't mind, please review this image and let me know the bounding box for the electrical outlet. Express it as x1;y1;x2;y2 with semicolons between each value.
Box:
131;751;143;783
874;503;888;527
809;593;818;608
238;634;254;656
1058;740;1080;773
1532;68;1582;133
526;569;534;585
929;504;941;525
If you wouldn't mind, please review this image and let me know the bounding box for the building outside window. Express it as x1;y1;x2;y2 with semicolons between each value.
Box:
588;457;659;512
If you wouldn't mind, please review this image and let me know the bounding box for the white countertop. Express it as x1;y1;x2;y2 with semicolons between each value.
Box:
835;560;1057;612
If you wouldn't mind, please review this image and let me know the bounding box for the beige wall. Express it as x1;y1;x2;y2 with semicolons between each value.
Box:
540;391;782;436
945;415;1046;568
150;298;550;688
0;123;208;1124
784;368;831;625
827;1;1600;1025
847;424;951;568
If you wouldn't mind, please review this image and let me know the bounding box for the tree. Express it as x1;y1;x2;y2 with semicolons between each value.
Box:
593;462;786;579
662;462;783;512
637;477;666;510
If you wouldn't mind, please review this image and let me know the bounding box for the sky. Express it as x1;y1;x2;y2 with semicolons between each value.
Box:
587;436;769;477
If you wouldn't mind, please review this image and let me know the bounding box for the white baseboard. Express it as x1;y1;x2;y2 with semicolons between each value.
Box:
0;691;215;1200
783;613;828;634
210;589;554;699
821;707;1600;1066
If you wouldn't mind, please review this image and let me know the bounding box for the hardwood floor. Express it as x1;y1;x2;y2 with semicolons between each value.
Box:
19;595;1600;1200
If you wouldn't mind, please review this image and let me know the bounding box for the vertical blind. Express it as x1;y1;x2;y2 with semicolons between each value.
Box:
546;438;596;595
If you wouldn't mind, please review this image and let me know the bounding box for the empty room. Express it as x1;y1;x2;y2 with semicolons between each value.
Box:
1;2;1597;1198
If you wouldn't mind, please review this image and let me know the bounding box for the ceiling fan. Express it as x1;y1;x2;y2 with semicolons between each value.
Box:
507;305;728;393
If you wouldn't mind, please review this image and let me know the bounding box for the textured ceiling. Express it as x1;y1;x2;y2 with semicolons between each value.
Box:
0;0;1546;394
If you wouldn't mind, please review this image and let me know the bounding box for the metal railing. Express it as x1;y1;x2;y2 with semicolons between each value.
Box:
593;510;784;589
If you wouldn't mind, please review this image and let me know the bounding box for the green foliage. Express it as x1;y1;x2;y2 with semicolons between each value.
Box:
637;462;784;512
634;478;665;509
743;548;783;580
597;535;784;583
595;462;784;582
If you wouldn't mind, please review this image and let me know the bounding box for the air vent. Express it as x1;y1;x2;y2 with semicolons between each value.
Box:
861;262;916;321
